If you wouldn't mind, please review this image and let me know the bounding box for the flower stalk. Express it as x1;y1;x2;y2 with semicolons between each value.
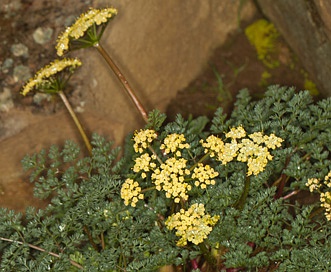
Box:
234;175;251;211
55;7;149;123
58;90;92;155
199;242;217;271
94;42;149;123
21;58;92;156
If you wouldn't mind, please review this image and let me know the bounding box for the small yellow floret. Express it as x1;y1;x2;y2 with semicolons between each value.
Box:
201;128;283;176
200;135;225;159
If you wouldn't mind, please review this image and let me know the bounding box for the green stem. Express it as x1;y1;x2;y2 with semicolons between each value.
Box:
234;175;251;211
58;90;92;156
94;42;149;123
189;152;210;171
0;236;83;269
199;242;217;269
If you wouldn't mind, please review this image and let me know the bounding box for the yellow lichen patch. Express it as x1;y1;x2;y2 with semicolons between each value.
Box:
304;78;319;96
245;19;280;68
259;70;271;87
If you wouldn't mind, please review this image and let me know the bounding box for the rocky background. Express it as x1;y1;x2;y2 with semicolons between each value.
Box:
1;0;330;211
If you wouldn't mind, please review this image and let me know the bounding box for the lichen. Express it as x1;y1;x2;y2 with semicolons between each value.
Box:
245;19;280;68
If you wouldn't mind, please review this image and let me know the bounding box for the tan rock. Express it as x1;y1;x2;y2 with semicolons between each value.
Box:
0;0;257;211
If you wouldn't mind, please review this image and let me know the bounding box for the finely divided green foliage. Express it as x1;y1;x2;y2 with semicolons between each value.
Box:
2;86;331;271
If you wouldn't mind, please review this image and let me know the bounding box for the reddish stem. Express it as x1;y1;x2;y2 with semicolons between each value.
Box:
191;259;199;269
94;42;149;123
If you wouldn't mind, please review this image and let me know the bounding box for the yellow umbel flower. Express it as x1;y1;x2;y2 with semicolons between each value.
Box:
192;163;218;189
200;135;225;159
133;153;157;178
133;129;158;153
200;136;239;165
238;138;273;176
201;127;283;176
56;7;118;56
320;192;331;221
21;58;82;96
225;125;246;139
165;203;220;246
305;178;321;192
306;171;331;221
151;157;191;203
160;133;190;157
120;178;144;207
218;139;240;164
262;133;283;149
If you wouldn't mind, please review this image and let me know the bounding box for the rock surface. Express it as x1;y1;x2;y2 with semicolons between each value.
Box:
0;0;257;211
256;0;331;97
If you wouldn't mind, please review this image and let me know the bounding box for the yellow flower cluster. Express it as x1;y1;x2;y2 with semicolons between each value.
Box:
56;7;118;56
151;157;191;203
306;178;321;193
133;153;157;178
237;138;272;176
320;192;331;221
201;126;283;176
306;171;331;220
165;203;220;246
192;163;218;189
122;130;219;206
249;132;284;149
160;133;190;156
120;178;144;207
225;126;247;139
21;58;82;96
133;129;158;153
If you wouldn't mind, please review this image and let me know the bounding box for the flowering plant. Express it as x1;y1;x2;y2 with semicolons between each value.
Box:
1;6;331;272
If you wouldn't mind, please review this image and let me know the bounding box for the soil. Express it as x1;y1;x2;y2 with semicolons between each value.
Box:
166;25;315;121
0;2;315;212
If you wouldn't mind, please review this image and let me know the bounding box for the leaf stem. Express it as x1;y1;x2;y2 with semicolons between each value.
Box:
234;175;251;210
94;42;149;123
0;236;83;269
